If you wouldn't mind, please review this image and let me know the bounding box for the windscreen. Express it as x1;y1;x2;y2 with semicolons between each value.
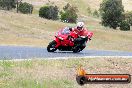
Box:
61;27;70;35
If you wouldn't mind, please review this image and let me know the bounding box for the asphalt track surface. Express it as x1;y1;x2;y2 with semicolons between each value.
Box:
0;45;132;60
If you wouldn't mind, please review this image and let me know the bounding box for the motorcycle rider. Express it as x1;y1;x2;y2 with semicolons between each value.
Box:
73;22;89;37
69;22;92;43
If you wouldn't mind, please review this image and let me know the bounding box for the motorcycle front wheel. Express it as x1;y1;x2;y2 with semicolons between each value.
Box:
47;40;57;52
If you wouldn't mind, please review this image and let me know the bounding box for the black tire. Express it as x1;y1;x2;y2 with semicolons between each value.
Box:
47;40;57;52
76;76;86;85
79;46;85;51
73;46;81;53
73;49;80;53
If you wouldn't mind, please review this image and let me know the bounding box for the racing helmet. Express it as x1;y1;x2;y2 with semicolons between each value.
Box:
77;22;84;31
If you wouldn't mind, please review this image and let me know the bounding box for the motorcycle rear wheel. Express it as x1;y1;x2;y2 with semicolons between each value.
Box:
47;40;57;52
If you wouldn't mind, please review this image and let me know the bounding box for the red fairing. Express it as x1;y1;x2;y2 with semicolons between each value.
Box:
54;27;93;48
54;37;61;48
54;28;75;48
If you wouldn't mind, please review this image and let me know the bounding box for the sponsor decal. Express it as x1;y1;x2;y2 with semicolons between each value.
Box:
76;66;131;85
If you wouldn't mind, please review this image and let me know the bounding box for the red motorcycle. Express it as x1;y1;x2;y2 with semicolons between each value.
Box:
47;27;93;53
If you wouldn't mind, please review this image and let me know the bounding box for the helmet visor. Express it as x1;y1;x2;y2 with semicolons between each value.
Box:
77;27;83;30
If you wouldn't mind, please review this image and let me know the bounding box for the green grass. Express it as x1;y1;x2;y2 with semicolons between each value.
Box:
0;60;15;70
18;60;33;68
0;58;132;88
42;79;73;88
0;71;12;78
0;78;73;88
0;59;76;88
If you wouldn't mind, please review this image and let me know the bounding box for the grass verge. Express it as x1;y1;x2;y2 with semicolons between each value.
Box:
0;57;132;88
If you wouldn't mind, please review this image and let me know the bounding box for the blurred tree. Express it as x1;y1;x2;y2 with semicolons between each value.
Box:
93;9;100;17
125;11;132;26
100;0;124;29
120;20;130;31
18;2;33;14
87;6;92;15
0;0;16;10
60;3;78;23
39;5;59;20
